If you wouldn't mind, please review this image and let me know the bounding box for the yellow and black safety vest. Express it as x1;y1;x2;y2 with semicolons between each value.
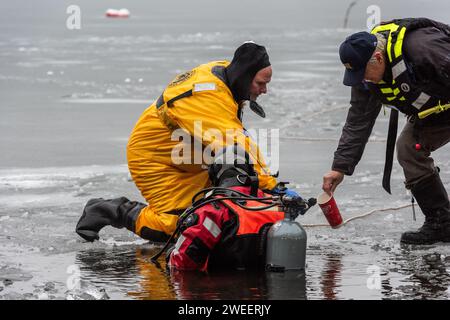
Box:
368;18;444;115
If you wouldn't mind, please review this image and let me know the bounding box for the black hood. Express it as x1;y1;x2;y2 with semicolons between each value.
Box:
225;42;271;102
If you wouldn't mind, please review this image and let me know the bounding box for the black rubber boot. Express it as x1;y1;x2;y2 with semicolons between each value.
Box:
401;172;450;245
75;197;146;242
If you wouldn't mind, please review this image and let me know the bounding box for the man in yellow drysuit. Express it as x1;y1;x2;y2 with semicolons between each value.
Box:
75;42;291;243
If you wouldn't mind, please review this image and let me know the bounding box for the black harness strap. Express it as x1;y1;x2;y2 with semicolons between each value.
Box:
156;89;193;109
156;94;165;108
382;109;399;194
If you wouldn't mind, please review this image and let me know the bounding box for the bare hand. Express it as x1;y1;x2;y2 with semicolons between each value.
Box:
322;170;344;195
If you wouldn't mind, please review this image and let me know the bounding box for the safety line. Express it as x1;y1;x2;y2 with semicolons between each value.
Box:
280;136;387;142
302;203;416;228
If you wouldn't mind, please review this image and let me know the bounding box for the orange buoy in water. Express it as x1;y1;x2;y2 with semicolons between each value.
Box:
105;8;130;18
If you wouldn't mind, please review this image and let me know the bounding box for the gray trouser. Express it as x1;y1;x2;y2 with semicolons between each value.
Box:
396;118;450;188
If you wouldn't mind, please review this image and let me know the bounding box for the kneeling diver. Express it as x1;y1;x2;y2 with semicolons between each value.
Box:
75;42;282;243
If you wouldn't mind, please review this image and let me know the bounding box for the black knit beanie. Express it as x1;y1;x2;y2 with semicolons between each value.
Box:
225;42;271;102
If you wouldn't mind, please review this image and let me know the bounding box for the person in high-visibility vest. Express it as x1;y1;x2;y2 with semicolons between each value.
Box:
322;18;450;245
75;42;299;243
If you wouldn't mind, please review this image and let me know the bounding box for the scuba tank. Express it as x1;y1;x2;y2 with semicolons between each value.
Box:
266;213;307;271
266;183;316;272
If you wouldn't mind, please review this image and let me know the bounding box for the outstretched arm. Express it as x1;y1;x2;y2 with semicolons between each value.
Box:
332;85;382;175
323;85;382;194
